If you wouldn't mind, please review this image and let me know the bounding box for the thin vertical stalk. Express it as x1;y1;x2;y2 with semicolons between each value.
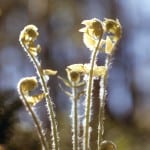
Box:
72;83;79;150
97;55;110;150
18;89;49;150
23;44;59;150
83;38;102;150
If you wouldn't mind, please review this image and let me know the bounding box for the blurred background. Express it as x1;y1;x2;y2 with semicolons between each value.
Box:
1;0;150;149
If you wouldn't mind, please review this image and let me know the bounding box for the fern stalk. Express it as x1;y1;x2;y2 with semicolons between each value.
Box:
71;83;80;150
18;88;49;150
22;44;59;150
97;55;110;149
83;37;102;150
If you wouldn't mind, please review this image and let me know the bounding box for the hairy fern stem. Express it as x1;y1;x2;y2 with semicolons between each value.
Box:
22;44;60;150
83;37;102;150
72;83;79;150
18;88;49;150
97;55;111;150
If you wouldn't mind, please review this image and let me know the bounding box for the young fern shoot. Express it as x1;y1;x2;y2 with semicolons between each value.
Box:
66;70;81;150
79;18;104;150
17;77;49;150
19;25;59;150
97;19;122;149
59;64;85;150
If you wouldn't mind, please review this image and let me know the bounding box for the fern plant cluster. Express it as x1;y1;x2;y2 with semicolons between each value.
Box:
17;18;122;150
